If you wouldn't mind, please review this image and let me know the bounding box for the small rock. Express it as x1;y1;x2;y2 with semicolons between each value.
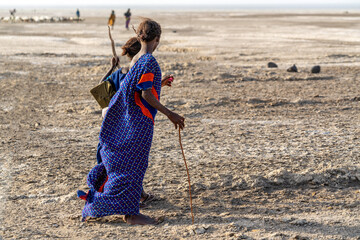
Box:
281;217;294;223
287;64;298;72
291;219;308;226
291;235;310;240
238;234;253;239
293;174;313;185
194;227;206;234
227;232;235;237
242;77;257;81
311;65;321;73
267;62;278;68
272;232;289;238
34;122;40;127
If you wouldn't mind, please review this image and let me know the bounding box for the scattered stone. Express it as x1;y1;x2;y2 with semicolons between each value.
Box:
267;62;278;68
271;232;289;239
241;77;257;81
281;217;294;223
287;64;298;72
226;232;235;237
291;235;310;240
291;219;308;226
194;227;206;235
352;96;360;101
311;65;321;73
238;234;253;239
293;174;313;185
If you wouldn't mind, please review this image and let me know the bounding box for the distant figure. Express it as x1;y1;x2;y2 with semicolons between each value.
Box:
108;10;116;30
9;9;16;22
76;8;80;21
124;8;131;30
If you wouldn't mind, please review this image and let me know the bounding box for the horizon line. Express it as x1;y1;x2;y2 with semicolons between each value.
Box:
0;3;359;9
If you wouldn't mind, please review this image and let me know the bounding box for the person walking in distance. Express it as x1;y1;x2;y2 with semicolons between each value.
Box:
76;8;80;22
124;8;131;30
108;10;116;29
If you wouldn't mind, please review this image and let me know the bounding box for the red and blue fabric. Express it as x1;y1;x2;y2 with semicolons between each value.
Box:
79;54;162;221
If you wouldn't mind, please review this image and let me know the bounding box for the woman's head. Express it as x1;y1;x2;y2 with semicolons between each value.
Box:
135;18;161;43
121;37;141;59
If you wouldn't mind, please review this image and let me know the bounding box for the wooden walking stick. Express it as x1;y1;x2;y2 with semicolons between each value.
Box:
178;128;195;224
108;26;117;58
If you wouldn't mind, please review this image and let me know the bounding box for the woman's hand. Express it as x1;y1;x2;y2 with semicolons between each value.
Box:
167;111;185;130
141;89;184;129
102;107;109;118
111;56;120;69
161;75;174;87
100;57;119;83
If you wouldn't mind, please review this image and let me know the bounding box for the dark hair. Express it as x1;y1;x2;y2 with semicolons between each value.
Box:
135;18;161;42
121;37;141;59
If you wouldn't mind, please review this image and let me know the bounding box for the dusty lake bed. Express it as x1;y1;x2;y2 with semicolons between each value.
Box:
0;8;360;239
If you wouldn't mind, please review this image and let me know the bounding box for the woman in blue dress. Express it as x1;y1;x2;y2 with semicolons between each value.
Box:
79;19;184;225
96;36;173;207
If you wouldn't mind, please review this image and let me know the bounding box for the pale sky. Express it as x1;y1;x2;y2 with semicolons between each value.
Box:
0;0;359;6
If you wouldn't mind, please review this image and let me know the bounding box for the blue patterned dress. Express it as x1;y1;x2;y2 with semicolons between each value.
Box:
79;54;162;220
96;68;127;164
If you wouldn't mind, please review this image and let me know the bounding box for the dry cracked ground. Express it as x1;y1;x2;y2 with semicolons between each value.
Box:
0;10;360;239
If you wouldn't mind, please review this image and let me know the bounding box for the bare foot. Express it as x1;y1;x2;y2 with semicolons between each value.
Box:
140;191;155;208
123;213;159;225
140;190;149;202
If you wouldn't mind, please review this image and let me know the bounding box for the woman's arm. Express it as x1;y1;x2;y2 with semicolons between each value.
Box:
141;89;185;129
99;57;119;83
